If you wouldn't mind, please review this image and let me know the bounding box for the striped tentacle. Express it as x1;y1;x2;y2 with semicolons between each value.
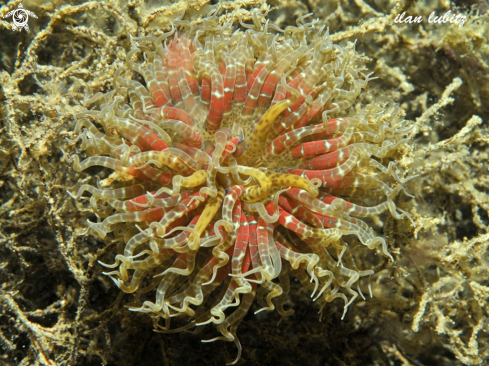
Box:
278;195;324;228
149;105;196;127
232;35;249;106
114;66;155;112
255;38;301;109
283;39;332;117
155;119;202;148
132;51;173;109
127;149;199;175
222;51;236;119
178;35;201;98
166;40;184;106
203;36;225;133
240;52;278;122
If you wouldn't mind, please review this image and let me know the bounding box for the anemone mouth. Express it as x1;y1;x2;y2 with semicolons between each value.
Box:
68;7;413;364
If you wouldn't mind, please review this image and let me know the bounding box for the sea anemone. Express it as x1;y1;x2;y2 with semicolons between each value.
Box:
68;7;414;364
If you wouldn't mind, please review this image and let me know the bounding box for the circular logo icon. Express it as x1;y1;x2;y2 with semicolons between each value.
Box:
3;3;38;32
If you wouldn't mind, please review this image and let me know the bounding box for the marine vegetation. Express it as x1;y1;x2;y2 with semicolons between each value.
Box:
68;7;415;364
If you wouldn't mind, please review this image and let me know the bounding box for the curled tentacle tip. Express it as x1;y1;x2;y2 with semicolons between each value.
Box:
66;190;77;200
